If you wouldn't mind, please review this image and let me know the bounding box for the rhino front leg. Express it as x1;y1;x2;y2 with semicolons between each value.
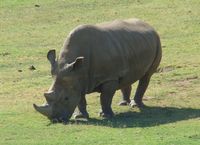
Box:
130;74;151;108
118;85;132;106
74;95;89;119
99;80;118;118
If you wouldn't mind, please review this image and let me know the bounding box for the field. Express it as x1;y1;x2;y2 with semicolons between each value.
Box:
0;0;200;144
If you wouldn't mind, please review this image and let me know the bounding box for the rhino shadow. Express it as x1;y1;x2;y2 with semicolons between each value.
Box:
72;106;200;128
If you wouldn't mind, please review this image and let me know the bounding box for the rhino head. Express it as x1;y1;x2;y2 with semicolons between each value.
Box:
33;50;84;122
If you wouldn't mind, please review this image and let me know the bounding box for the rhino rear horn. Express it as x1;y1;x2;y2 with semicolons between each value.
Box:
47;50;57;75
44;91;56;102
33;104;52;118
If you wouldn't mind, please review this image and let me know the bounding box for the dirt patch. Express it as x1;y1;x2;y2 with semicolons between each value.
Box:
173;76;198;88
143;96;156;101
188;134;200;140
168;91;176;95
0;52;10;56
156;66;175;73
173;76;198;82
186;76;198;80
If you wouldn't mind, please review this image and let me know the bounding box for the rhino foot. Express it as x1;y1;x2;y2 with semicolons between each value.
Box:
99;111;114;119
51;117;69;124
118;100;130;106
130;100;145;108
74;111;89;120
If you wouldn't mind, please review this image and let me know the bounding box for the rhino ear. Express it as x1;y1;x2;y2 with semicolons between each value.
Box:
47;50;57;75
47;50;56;62
62;57;84;73
72;57;84;70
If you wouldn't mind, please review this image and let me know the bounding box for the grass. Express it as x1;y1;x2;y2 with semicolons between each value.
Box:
0;0;200;144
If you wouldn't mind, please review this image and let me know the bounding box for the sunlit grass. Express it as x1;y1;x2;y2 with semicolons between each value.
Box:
0;0;200;145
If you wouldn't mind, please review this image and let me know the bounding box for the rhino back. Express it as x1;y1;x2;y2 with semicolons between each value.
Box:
59;19;160;93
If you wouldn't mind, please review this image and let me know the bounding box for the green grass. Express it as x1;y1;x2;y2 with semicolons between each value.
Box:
0;0;200;144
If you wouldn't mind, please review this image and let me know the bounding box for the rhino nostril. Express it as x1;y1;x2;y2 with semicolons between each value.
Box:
65;97;69;101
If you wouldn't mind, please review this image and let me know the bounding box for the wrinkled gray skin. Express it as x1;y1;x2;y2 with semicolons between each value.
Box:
33;18;162;122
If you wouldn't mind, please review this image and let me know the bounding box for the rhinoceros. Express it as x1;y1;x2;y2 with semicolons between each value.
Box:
33;18;162;122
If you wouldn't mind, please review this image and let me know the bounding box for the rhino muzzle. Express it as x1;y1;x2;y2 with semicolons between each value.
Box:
33;103;70;122
33;91;55;118
33;91;72;122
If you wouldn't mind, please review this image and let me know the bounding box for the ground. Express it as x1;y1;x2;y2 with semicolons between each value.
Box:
0;0;200;145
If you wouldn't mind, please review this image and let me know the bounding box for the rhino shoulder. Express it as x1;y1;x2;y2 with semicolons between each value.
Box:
69;24;99;38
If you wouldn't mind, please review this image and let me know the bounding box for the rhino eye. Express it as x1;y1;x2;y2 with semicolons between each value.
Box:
65;97;69;101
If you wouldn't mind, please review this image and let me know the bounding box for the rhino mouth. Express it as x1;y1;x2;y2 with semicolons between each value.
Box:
34;90;79;123
33;103;70;123
33;90;70;122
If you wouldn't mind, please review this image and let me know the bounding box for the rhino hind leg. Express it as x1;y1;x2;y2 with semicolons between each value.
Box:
130;74;151;108
74;95;89;119
130;43;162;108
99;80;118;118
118;85;132;106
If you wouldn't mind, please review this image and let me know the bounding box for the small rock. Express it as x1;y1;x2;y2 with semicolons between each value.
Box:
35;4;40;7
29;65;36;71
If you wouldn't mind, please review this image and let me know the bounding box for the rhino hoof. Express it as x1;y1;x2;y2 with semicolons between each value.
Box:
118;100;130;106
51;117;69;124
99;112;114;119
74;112;89;120
130;100;145;108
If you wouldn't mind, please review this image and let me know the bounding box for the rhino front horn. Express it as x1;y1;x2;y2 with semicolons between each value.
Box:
33;104;52;118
